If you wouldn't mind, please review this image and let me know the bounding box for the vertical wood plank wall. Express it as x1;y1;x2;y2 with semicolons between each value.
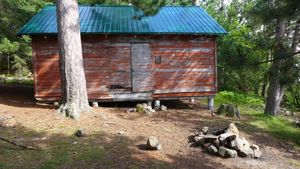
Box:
131;43;153;92
32;35;217;101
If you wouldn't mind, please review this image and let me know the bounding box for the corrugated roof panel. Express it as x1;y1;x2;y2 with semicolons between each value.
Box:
18;5;227;35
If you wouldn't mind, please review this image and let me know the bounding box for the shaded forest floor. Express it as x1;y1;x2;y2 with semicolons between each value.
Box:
0;84;299;169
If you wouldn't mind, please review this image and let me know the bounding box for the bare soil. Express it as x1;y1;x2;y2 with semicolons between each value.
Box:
0;84;299;169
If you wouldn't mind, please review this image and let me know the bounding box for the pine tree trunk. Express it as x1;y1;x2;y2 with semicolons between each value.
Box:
265;75;285;115
292;19;300;53
56;0;90;120
265;18;286;116
261;80;267;98
193;0;200;6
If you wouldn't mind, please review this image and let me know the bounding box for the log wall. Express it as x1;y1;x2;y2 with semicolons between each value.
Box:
32;35;217;101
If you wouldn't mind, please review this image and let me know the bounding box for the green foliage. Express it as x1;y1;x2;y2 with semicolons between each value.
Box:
78;0;194;16
78;0;194;6
250;0;300;24
0;0;45;76
202;0;270;94
215;91;300;147
283;82;300;111
131;0;167;16
215;91;264;106
250;114;300;146
0;37;32;76
0;163;5;169
0;0;45;40
203;0;300;111
215;90;264;116
0;38;19;54
78;0;127;5
249;0;300;113
0;76;33;86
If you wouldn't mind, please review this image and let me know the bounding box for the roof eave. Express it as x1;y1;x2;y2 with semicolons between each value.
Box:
19;32;227;36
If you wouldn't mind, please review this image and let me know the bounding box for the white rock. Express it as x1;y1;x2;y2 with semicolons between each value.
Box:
235;137;254;158
219;146;237;158
147;136;161;150
160;105;168;111
207;145;218;154
227;123;239;137
201;126;209;135
250;144;262;159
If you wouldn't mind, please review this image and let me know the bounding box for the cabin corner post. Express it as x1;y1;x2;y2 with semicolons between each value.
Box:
31;37;37;100
208;97;214;112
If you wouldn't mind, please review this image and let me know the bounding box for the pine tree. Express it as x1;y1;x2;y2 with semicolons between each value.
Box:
251;0;300;115
56;0;90;120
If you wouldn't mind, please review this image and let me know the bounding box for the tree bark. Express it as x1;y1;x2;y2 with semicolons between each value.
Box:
265;18;286;116
292;19;300;53
56;0;90;120
261;79;267;98
193;0;201;6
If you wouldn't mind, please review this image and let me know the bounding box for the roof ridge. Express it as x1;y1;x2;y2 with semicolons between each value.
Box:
44;4;203;8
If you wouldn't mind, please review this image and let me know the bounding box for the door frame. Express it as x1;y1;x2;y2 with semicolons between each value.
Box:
130;42;153;93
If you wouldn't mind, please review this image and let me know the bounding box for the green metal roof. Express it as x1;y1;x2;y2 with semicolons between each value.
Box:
18;5;227;35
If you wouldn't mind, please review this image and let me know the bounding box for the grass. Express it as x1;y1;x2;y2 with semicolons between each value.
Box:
215;91;300;147
0;75;33;86
250;115;300;145
0;133;112;169
0;127;169;169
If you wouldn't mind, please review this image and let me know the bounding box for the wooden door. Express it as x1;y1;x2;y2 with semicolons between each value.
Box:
131;43;153;92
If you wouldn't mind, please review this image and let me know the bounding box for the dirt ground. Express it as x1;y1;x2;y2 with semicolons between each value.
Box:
0;84;299;169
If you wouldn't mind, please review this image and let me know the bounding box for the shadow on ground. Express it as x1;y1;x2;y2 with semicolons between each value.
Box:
0;124;226;169
1;84;299;169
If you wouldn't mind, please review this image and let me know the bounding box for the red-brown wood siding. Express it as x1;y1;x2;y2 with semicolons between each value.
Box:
31;35;217;101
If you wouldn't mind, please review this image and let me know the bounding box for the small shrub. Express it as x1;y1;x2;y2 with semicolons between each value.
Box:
0;75;33;86
215;91;264;106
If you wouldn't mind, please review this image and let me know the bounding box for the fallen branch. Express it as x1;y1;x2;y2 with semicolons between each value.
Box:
0;137;39;150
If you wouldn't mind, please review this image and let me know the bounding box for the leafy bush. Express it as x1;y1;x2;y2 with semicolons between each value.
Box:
0;37;32;77
215;91;264;106
283;84;300;111
0;75;33;86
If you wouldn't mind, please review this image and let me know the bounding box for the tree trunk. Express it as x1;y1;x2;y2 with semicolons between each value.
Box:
265;75;285;115
265;18;286;116
56;0;90;120
193;0;200;6
292;19;300;53
261;79;267;98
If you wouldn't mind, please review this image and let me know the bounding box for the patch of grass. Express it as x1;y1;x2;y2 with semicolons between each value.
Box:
215;91;264;116
0;75;33;86
215;91;264;106
215;91;300;147
4;78;33;86
250;114;300;146
40;145;72;169
75;145;105;163
148;162;169;169
0;163;6;169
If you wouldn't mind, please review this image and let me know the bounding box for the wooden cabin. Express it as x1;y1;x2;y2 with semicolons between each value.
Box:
18;5;226;110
